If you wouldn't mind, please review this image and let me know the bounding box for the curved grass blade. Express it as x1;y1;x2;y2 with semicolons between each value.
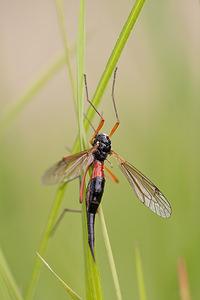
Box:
0;32;94;137
37;252;83;300
0;54;66;136
0;247;23;300
134;242;146;300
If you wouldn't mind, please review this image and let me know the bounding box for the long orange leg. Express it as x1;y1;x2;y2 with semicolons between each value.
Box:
109;67;120;138
79;164;91;203
104;165;119;183
84;74;104;145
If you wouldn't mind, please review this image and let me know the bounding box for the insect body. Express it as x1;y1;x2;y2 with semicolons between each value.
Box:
86;133;111;260
41;68;172;262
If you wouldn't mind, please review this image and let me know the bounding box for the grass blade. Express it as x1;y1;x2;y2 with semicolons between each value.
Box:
134;242;146;300
177;258;191;300
0;32;94;137
0;247;23;300
56;0;77;111
37;253;83;300
77;1;103;298
77;0;85;151
0;54;66;136
82;199;104;300
99;207;122;300
25;184;67;300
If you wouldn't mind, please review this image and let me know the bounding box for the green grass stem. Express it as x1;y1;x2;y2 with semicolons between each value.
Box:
99;207;122;300
77;1;103;298
177;258;191;300
0;54;66;136
56;0;77;111
77;0;85;151
0;248;23;300
37;253;83;300
134;242;146;300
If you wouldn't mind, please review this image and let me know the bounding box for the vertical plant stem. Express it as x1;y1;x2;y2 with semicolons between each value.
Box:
134;242;146;300
77;1;103;298
77;0;85;151
99;207;122;300
177;258;191;300
56;0;77;111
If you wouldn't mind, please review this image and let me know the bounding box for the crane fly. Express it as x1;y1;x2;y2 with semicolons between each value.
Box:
41;68;172;262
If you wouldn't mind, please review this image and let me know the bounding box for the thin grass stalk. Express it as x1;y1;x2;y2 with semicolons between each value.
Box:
134;242;146;300
177;258;191;300
37;253;83;300
56;0;77;112
0;54;66;136
0;248;23;300
0;33;94;137
77;0;85;151
77;1;103;298
98;207;122;300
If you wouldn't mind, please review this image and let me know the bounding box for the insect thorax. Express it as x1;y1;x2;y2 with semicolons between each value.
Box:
93;133;111;162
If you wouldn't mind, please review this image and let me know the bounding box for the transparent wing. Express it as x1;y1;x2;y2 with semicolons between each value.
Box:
111;151;172;218
41;147;96;185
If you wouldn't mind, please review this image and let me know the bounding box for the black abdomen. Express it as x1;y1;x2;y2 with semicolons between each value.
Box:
87;176;105;213
86;176;105;261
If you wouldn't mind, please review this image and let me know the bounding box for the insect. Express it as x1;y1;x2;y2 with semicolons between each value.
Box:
41;68;172;262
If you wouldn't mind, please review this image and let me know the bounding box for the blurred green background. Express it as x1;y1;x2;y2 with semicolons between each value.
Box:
0;0;200;299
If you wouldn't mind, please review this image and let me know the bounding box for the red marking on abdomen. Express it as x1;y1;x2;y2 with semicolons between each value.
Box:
91;161;104;179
